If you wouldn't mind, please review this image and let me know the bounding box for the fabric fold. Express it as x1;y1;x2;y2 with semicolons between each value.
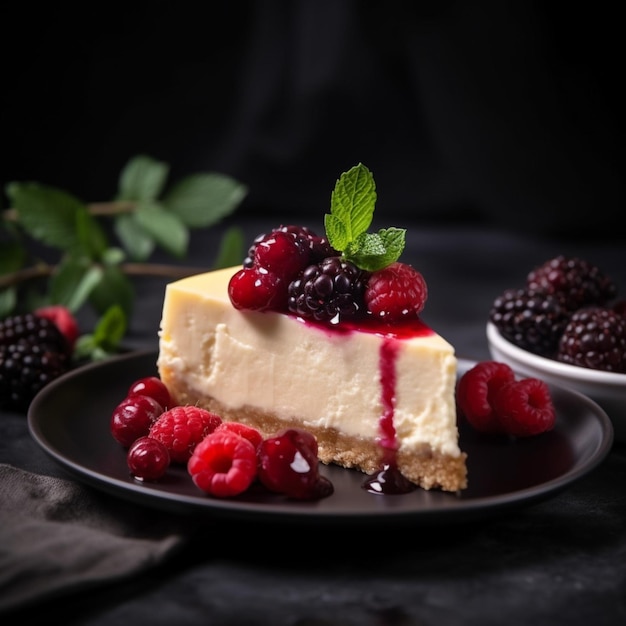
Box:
0;464;187;613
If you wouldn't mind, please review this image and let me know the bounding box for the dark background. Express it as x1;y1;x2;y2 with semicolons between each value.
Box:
1;1;623;239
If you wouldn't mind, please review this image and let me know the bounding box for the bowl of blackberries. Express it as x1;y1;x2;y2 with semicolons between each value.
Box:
487;255;626;442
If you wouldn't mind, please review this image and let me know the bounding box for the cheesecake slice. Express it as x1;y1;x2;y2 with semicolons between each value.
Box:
157;266;467;492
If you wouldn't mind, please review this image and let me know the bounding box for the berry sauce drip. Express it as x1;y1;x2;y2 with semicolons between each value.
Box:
363;337;417;495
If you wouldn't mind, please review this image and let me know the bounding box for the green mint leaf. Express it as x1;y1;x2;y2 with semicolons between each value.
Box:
92;305;127;351
163;173;248;228
344;228;406;271
75;206;109;260
324;164;405;271
117;155;169;202
134;201;189;258
325;163;376;252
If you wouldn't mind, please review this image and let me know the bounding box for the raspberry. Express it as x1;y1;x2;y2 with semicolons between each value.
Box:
35;305;79;352
492;378;556;437
456;361;516;433
188;430;258;497
489;288;570;357
257;428;334;500
557;307;626;373
127;436;170;481
110;394;165;447
149;405;222;464
214;421;264;449
287;256;369;323
526;255;617;312
365;262;428;321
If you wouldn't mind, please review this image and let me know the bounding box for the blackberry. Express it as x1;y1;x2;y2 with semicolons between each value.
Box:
526;255;617;312
489;288;570;357
243;225;336;268
0;313;71;411
287;256;369;323
557;307;626;373
0;341;70;411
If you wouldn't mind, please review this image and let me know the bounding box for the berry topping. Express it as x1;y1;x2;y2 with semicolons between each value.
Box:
127;436;170;481
257;428;334;500
149;405;222;464
557;307;626;373
365;262;428;321
492;378;556;437
228;266;286;312
456;361;516;434
188;430;258;498
253;230;310;281
110;394;165;447
526;255;616;312
35;305;79;352
489;288;570;357
287;256;369;323
127;376;172;409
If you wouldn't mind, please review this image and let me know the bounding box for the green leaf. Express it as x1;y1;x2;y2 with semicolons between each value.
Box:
6;182;88;250
212;226;245;268
134;201;189;258
0;288;17;317
117;155;169;202
49;258;104;312
325;163;376;251
323;164;404;271
92;305;127;350
114;213;156;261
344;228;406;271
75;205;109;260
163;173;248;228
88;265;135;319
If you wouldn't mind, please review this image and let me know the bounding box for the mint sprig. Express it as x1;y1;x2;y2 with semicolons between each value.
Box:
324;163;405;272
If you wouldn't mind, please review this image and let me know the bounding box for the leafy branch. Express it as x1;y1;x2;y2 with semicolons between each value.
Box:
0;155;248;360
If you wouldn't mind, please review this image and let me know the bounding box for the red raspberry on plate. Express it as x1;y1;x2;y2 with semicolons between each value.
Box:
149;405;222;464
492;378;556;437
188;430;258;497
214;421;264;449
365;262;428;321
456;361;516;434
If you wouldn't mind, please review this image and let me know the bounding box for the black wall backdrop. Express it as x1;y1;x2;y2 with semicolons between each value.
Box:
1;2;623;239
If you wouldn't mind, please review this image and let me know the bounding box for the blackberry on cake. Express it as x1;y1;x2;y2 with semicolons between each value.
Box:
157;164;467;493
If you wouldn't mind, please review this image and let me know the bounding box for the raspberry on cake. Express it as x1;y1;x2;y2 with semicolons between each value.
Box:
157;164;467;493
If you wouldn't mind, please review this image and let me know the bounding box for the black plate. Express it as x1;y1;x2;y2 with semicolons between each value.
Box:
28;351;614;525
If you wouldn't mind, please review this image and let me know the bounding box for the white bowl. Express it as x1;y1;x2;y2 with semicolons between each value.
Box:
486;321;625;443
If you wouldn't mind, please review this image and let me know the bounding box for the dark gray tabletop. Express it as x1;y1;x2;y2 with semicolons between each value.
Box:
2;219;625;625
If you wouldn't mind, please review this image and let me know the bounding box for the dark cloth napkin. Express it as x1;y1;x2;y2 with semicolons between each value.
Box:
0;463;187;613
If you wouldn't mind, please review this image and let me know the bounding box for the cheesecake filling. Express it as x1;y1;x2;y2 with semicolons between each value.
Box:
157;268;463;465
